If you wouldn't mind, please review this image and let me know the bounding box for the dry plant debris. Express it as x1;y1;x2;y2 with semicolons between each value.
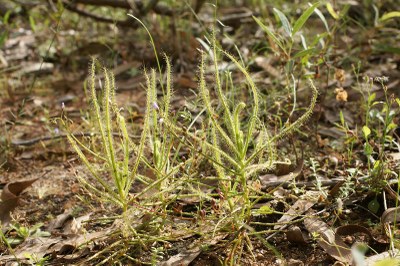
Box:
1;0;400;265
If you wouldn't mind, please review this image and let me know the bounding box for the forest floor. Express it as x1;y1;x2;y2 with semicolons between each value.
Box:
1;1;400;265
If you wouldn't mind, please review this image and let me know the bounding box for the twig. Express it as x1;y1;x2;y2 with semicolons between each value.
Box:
11;132;140;146
261;178;345;190
62;2;135;28
61;0;177;16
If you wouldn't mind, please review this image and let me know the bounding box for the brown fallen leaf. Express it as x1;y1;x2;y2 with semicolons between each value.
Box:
175;73;198;89
0;177;38;227
0;227;113;263
158;233;226;266
335;224;374;245
259;159;303;189
47;210;74;232
274;190;320;230
381;207;400;225
304;211;352;264
47;210;91;235
286;225;309;244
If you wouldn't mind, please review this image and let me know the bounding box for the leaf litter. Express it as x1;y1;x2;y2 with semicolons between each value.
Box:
1;1;400;265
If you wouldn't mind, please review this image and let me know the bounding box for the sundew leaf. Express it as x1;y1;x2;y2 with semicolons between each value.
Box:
380;11;400;22
292;2;320;36
273;8;292;37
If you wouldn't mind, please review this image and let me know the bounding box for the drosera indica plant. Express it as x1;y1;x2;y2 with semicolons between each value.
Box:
60;8;320;264
161;27;318;263
62;59;148;213
61;50;218;264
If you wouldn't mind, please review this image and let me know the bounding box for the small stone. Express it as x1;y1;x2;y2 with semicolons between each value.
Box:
287;258;304;266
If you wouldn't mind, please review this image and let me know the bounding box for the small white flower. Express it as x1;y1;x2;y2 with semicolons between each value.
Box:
374;76;389;83
152;102;159;110
98;78;102;89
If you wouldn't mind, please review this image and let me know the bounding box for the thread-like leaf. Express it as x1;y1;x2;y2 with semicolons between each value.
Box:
66;134;122;206
89;59;108;160
130;69;153;183
211;30;235;138
103;68;122;199
198;52;237;154
163;54;172;116
247;79;318;165
221;50;259;158
272;79;318;141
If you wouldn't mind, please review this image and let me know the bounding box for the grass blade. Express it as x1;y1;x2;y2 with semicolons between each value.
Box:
273;8;292;37
380;11;400;22
292;2;319;36
312;4;329;33
326;3;339;20
253;16;286;55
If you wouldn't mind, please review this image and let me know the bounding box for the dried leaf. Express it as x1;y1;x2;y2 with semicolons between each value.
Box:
335;224;374;244
158;234;226;266
64;213;91;235
0;178;38;226
304;212;352;263
274;190;319;230
175;74;198;89
47;210;73;232
286;226;308;244
259;159;303;188
381;207;400;224
0;227;113;263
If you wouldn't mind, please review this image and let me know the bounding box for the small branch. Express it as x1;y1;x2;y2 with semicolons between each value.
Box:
63;0;177;16
11;132;140;146
261;178;345;190
58;0;213;28
62;2;136;28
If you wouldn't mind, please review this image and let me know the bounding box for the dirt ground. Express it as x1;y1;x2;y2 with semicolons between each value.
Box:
1;1;400;265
